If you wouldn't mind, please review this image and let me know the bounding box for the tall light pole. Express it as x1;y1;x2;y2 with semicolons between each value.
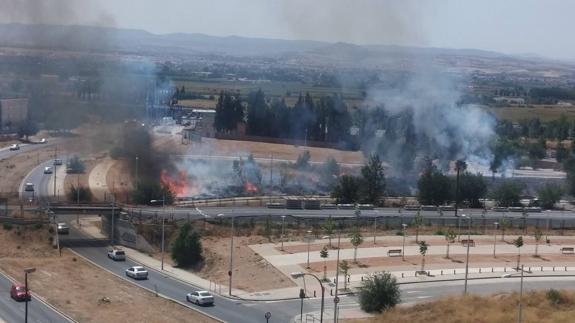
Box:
306;230;313;269
228;213;235;296
280;215;286;251
111;193;116;244
24;267;36;323
401;223;407;261
291;272;325;323
463;214;471;294
333;228;341;323
493;222;499;258
135;156;139;189
150;197;166;270
53;146;58;199
517;264;524;323
373;217;377;245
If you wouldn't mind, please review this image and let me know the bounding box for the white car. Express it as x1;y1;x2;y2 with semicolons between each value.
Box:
186;291;214;306
107;248;126;261
9;144;19;151
125;266;148;280
40;138;47;144
44;166;53;174
24;183;34;192
53;159;63;166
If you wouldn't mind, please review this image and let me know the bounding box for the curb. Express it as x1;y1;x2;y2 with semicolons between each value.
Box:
398;273;575;285
0;267;76;322
68;249;225;323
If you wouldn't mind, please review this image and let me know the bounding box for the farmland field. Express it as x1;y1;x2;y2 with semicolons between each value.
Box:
486;105;575;122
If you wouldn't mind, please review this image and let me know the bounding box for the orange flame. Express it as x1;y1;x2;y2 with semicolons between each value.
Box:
244;181;258;193
160;170;190;197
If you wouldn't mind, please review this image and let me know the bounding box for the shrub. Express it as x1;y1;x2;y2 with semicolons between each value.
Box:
48;226;54;234
34;223;43;230
171;222;203;268
359;272;401;313
3;223;12;231
434;228;445;236
547;289;567;305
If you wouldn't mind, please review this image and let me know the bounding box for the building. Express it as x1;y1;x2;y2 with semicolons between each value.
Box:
0;98;28;128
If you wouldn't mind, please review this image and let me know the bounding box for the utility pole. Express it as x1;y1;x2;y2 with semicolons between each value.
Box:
53;146;57;199
111;194;116;244
229;213;235;296
463;215;471;295
135;156;139;189
269;154;273;189
333;228;342;323
517;264;524;323
76;174;80;205
161;195;165;270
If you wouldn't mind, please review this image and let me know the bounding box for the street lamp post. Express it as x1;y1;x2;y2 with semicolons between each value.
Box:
150;197;166;270
493;222;499;258
229;214;235;296
292;272;325;323
373;217;377;245
306;230;313;269
518;264;524;323
24;267;36;323
401;224;407;261
463;214;472;295
111;194;116;244
333;228;341;323
280;215;286;251
135;156;139;189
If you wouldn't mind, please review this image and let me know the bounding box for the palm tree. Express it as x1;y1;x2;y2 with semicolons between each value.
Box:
534;229;543;257
418;241;429;272
350;227;364;263
500;217;511;242
454;160;467;218
320;245;329;281
412;211;424;243
514;236;524;270
445;229;457;259
323;216;335;248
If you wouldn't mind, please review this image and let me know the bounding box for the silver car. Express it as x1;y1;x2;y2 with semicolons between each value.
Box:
186;291;214;306
125;266;148;280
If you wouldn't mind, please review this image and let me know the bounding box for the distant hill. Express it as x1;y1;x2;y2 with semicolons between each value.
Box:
0;23;571;73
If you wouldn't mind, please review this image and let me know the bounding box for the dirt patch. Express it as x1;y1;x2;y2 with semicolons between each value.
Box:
106;159;134;203
198;236;295;292
303;252;575;273
155;134;364;165
280;235;574;254
0;225;216;323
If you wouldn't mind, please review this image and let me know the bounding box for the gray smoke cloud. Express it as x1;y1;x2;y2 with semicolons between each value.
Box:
0;0;113;26
364;68;496;173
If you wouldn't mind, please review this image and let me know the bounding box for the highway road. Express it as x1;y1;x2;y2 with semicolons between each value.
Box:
0;271;69;323
63;225;288;323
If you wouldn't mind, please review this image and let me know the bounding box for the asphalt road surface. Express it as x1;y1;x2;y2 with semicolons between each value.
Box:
0;271;69;323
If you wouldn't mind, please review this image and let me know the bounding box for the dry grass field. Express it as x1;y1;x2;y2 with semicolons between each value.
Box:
349;290;575;323
486;105;575;122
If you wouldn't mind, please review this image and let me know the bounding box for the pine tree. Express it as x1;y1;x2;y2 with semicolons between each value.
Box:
171;222;203;268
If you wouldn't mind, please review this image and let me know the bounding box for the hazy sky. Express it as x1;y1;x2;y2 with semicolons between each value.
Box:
1;0;573;60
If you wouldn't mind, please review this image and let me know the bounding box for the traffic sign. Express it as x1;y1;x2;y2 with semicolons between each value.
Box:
334;296;340;304
265;312;272;319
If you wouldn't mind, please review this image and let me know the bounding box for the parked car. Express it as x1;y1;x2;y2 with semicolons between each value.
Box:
9;144;19;151
57;222;69;234
107;248;126;261
125;266;148;280
40;138;47;144
44;166;53;174
10;283;30;301
24;183;34;192
53;159;63;166
186;291;214;306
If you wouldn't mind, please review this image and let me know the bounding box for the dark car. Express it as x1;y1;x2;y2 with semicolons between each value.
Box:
10;283;30;301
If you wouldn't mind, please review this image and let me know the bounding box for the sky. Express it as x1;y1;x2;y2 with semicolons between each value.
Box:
1;0;573;60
